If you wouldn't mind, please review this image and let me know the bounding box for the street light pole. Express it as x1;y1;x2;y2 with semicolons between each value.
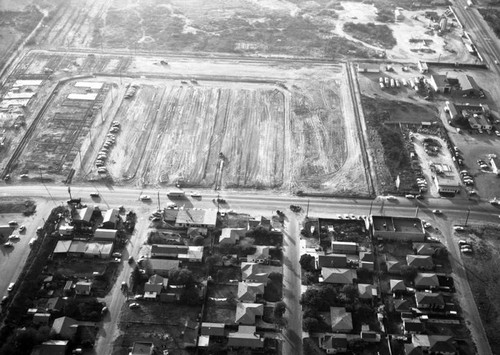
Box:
464;208;471;226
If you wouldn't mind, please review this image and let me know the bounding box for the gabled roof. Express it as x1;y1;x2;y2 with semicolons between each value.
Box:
237;282;265;302
151;244;188;258
219;228;246;244
235;303;264;325
94;228;117;241
103;209;119;224
321;268;356;284
318;254;347;268
358;284;377;299
394;299;411;312
404;343;424;355
68;240;87;254
144;283;162;294
415;292;444;307
178;246;204;262
403;318;424;333
428;335;455;353
227;325;264;348
241;262;269;282
406;255;433;268
415;273;439;287
201;322;225;336
54;240;72;254
74;206;94;222
51;316;78;338
387;260;403;273
46;297;65;311
247;246;270;262
320;333;348;349
148;274;166;285
359;251;374;262
330;307;353;332
413;243;435;255
390;279;406;292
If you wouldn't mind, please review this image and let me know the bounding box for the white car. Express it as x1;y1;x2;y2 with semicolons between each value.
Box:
8;235;20;240
129;302;140;309
140;195;151;201
112;252;122;258
432;209;442;214
7;283;15;292
19;225;26;232
3;241;13;248
191;192;201;198
453;226;465;231
405;194;415;199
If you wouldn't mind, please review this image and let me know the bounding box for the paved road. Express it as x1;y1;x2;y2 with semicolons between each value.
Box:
281;214;303;355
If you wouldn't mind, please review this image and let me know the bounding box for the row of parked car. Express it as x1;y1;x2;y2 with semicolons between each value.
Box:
95;121;120;174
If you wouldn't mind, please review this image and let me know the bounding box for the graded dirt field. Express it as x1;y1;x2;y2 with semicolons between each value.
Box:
2;51;369;195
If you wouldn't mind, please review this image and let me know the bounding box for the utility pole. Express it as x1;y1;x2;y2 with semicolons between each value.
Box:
306;199;310;218
157;190;161;211
415;205;419;218
67;185;72;200
217;193;220;213
464;208;471;226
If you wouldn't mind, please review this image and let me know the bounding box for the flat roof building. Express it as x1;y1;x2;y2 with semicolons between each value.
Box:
371;216;425;242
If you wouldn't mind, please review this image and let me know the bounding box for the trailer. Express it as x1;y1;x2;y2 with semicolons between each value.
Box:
167;190;185;198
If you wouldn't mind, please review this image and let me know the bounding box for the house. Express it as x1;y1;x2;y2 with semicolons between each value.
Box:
387;260;403;274
403;318;424;334
360;328;381;342
84;241;113;259
415;292;445;310
468;113;492;130
94;228;117;242
444;101;459;120
129;341;155;355
144;275;168;298
413;243;435;255
151;244;188;259
148;259;180;277
63;281;73;293
241;263;269;282
429;74;453;93
395;8;404;21
371;216;425;242
318;254;347;268
198;335;210;348
359;251;374;270
394;299;411;313
33;313;51;325
331;241;357;254
178;246;204;262
405;343;424;355
102;209;120;229
73;206;94;224
46;297;65;312
237;282;265;302
0;225;14;239
50;316;79;340
455;74;481;96
53;240;72;256
390;279;406;293
227;325;264;349
219;228;246;244
415;273;439;289
412;334;456;354
235;303;264;325
201;323;225;337
418;61;428;73
182;319;199;348
406;255;434;270
31;340;68;355
74;281;92;295
321;268;356;284
58;225;74;236
247;246;269;262
357;63;380;73
163;209;179;224
330;307;353;333
435;173;461;195
358;284;378;299
175;209;217;228
248;216;271;231
319;333;348;353
68;240;87;256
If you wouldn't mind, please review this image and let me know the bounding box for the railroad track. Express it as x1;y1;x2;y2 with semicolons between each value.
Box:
345;61;376;196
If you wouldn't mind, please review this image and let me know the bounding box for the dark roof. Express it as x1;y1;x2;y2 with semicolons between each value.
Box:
415;292;444;306
403;318;424;332
429;335;455;353
318;254;347;268
404;343;423;355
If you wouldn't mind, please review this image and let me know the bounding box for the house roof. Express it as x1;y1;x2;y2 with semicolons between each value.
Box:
318;254;347;268
247;246;270;262
84;242;113;257
51;316;78;336
404;343;424;355
178;246;204;261
33;313;51;323
68;240;87;254
130;341;154;355
415;273;439;287
94;228;117;241
415;292;445;306
235;303;264;324
413;243;435;255
220;228;246;244
31;340;68;355
429;335;455;353
149;259;180;272
321;268;356;284
330;307;353;332
237;282;265;302
394;299;411;312
176;209;217;227
241;262;269;282
390;279;406;292
431;74;449;88
163;209;179;222
406;255;434;268
359;251;374;262
75;281;92;293
46;297;65;311
403;318;424;332
74;206;94;222
54;240;72;254
201;322;225;336
103;209;119;224
148;274;166;285
227;325;264;348
358;284;377;298
386;260;403;273
151;244;188;258
144;283;162;294
320;333;348;349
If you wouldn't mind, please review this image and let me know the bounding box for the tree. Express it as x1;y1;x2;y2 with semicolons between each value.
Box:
342;284;359;304
168;268;195;286
300;254;315;272
181;286;201;305
400;265;418;283
193;235;204;246
206;254;222;274
301;288;329;311
304;272;318;285
303;317;320;332
273;301;286;319
355;303;374;323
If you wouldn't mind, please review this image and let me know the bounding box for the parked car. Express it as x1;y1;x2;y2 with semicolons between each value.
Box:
191;192;201;198
128;302;140;309
90;193;99;197
405;194;415;199
453;226;465;231
7;282;15;292
112;252;122;258
8;221;18;226
140;195;151;201
19;225;26;232
432;209;442;214
3;241;14;248
8;235;20;240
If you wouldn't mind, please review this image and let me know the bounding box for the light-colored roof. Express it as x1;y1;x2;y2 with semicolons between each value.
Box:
390;279;406;292
413;243;435;255
415;273;439;287
220;228;246;244
54;240;72;254
330;307;353;332
241;262;269;282
358;284;377;298
103;209;119;224
201;322;226;336
75;206;94;222
235;303;264;324
237;282;265;302
321;268;356;284
68;240;87;254
415;292;444;306
51;316;78;337
94;228;117;241
387;260;403;273
149;259;180;272
176;209;217;227
178;246;204;261
406;255;433;268
84;242;113;257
